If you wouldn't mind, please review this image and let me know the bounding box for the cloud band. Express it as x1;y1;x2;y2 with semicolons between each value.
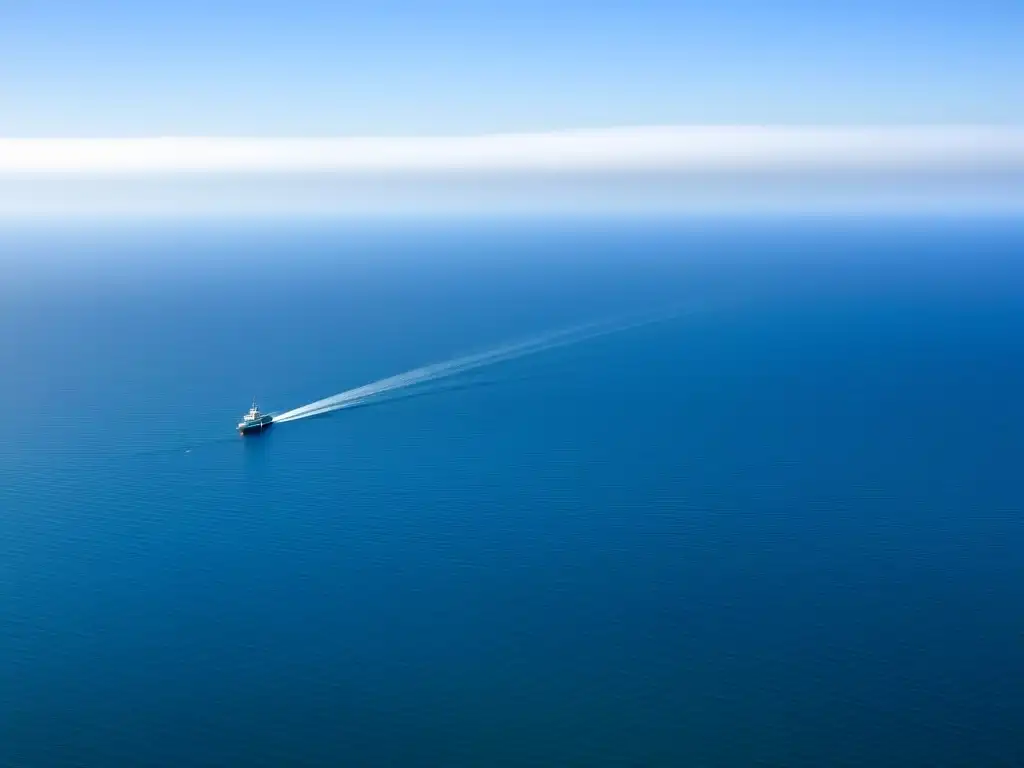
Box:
2;127;1022;175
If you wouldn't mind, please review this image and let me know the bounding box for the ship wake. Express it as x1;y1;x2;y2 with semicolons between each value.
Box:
272;307;688;425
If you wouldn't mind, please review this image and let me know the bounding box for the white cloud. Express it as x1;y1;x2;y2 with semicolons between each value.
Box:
1;127;1021;216
1;126;1023;174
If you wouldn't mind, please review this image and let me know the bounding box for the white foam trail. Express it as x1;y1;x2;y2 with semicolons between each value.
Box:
273;308;685;424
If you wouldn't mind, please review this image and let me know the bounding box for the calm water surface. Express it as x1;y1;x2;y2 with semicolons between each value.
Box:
1;218;1022;766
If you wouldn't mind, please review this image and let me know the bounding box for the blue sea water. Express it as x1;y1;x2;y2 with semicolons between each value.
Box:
1;217;1022;766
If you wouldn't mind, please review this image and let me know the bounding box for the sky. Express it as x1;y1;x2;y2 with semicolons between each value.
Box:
1;1;1021;215
3;0;1022;135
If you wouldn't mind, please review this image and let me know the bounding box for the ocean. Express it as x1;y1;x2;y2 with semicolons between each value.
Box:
1;217;1022;766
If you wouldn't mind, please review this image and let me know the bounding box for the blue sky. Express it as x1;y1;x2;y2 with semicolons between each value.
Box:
2;0;1022;136
3;2;1021;215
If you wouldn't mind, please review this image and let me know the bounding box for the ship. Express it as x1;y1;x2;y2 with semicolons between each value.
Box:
238;397;274;435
